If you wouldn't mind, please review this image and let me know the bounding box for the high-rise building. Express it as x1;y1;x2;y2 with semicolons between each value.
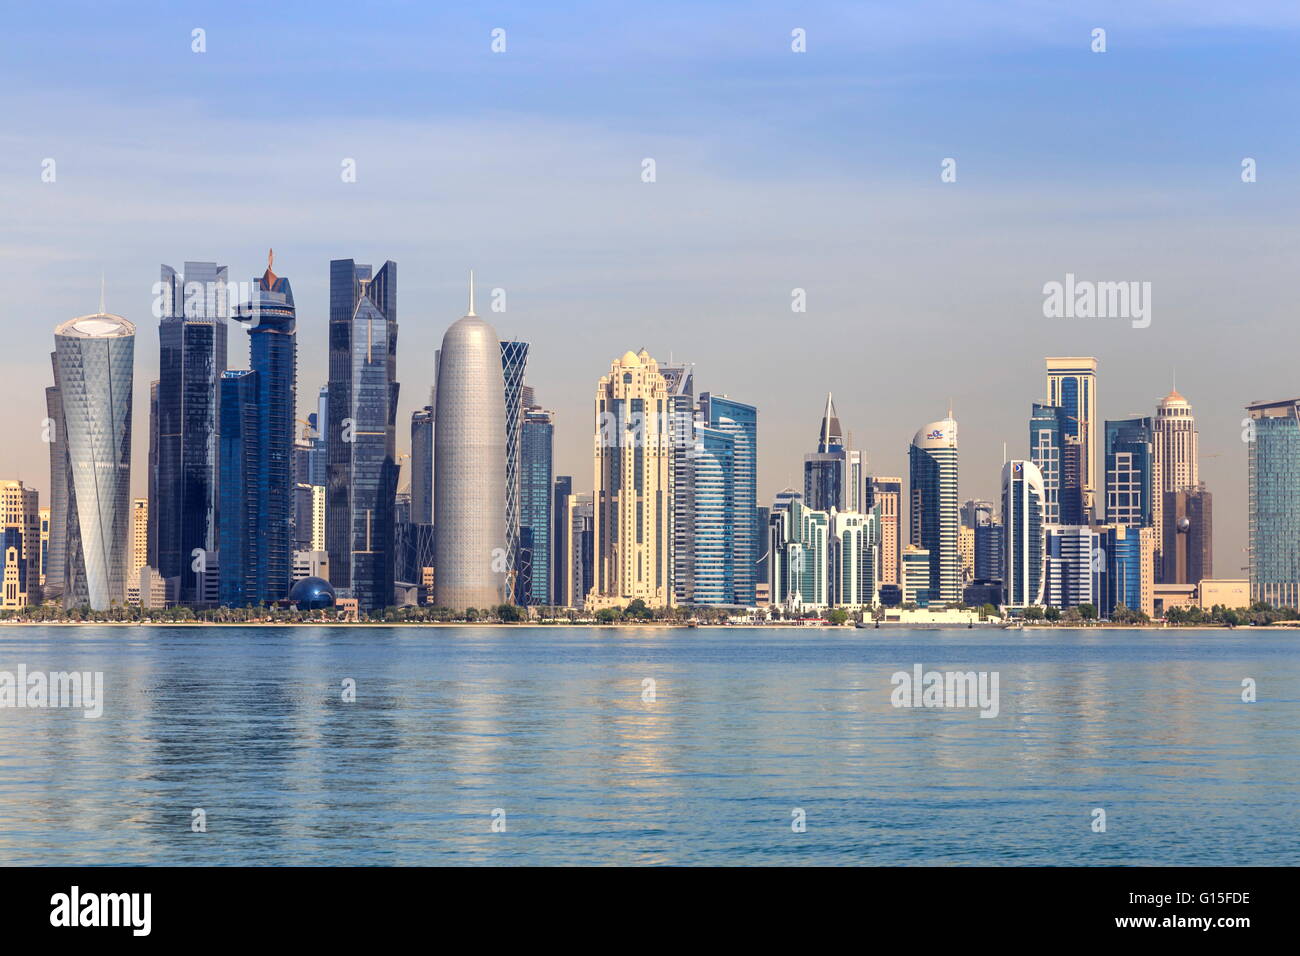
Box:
552;475;572;606
560;492;594;607
146;379;159;570
1162;482;1212;585
1044;524;1099;611
974;522;1003;584
958;525;975;583
588;349;673;609
155;261;228;604
501;340;529;597
1096;524;1155;618
690;422;735;605
519;405;554;605
700;392;758;606
830;509;880;608
43;369;66;602
1030;403;1085;525
326;258;399;611
1154;388;1199;493
768;496;829;611
410;404;434;526
53;311;135;610
901;545;932;607
130;498;148;580
909;415;960;605
960;499;995;529
804;394;861;511
1105;417;1159;530
0;480;41;609
660;364;696;605
1002;460;1045;608
1246;398;1300;607
434;276;508;611
1046;357;1098;514
38;506;50;588
869;476;901;585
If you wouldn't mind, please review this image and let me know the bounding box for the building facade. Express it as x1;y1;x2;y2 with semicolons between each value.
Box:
1002;460;1046;608
1046;357;1098;515
908;416;960;605
1246;398;1300;608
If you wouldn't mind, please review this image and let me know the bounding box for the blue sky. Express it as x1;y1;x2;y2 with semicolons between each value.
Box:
4;1;1300;570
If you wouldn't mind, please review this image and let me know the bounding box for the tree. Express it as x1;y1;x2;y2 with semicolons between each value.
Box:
625;599;652;620
827;608;849;626
1023;606;1045;621
1077;603;1097;621
496;603;525;623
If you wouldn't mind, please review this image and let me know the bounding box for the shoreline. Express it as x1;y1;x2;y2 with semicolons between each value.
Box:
0;620;1287;631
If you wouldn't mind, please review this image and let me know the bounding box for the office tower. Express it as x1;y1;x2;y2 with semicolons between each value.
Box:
768;496;829;611
560;492;595;607
1105;417;1159;530
690;421;735;605
660;363;697;604
1246;399;1300;606
552;475;572;605
53;310;135;610
958;525;975;583
434;276;508;610
700;392;759;606
411;404;434;525
216;255;297;606
519;405;554;605
901;545;932;607
1044;525;1099;610
1096;524;1154;618
1162;482;1212;584
130;498;148;580
1046;357;1098;513
155;261;228;604
1029;403;1085;525
146;379;159;569
870;476;901;585
975;521;1003;583
830;509;879;608
1154;388;1199;493
38;506;50;588
755;504;770;594
960;499;995;529
327;258;399;611
1002;460;1045;608
588;349;673;609
804;394;861;511
909;414;960;604
501;340;529;596
0;481;41;608
43;369;66;601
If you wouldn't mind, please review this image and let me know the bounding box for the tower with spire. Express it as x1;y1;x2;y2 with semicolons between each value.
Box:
804;393;863;511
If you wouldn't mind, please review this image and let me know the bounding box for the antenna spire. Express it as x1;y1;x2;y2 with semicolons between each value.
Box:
99;272;105;314
467;269;476;316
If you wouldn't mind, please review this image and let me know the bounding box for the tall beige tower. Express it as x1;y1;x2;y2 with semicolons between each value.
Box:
587;349;673;609
1046;357;1098;515
1154;388;1198;492
131;498;149;577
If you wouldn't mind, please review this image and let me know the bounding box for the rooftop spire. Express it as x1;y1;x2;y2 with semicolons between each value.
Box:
467;269;476;317
262;247;278;288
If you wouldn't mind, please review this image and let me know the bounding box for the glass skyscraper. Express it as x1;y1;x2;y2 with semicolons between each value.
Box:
700;392;758;606
1001;459;1045;608
1105;417;1156;528
519;405;554;605
155;261;228;604
218;256;297;606
410;404;434;526
326;259;399;611
501;340;529;598
53;311;136;610
1046;356;1098;512
1030;402;1085;525
909;415;960;605
803;394;860;512
691;424;735;605
1246;398;1300;608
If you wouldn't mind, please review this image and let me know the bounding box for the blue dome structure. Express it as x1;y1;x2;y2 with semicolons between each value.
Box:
288;577;336;611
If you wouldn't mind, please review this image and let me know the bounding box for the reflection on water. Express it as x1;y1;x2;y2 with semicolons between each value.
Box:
0;626;1295;865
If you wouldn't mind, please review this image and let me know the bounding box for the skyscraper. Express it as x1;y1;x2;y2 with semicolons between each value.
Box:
43;367;66;602
1154;388;1199;493
434;276;508;611
768;496;829;611
700;391;758;606
0;481;40;609
588;349;673;609
130;498;148;581
1154;387;1202;582
1245;398;1300;608
1002;459;1045;608
219;253;297;606
690;421;735;605
909;415;960;605
1029;402;1085;525
1162;482;1212;585
660;363;696;604
552;475;572;606
327;258;399;611
410;403;434;525
155;261;228;604
1046;357;1098;515
804;394;860;512
869;476;901;585
501;340;529;598
1105;417;1159;529
519;405;554;605
53;310;135;610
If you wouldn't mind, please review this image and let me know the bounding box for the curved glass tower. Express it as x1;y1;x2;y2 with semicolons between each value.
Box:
53;312;135;610
908;416;959;605
434;276;508;610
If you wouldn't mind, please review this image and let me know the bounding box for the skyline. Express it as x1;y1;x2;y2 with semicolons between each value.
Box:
8;3;1300;573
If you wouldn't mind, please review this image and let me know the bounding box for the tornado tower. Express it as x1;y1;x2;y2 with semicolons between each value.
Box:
434;273;509;610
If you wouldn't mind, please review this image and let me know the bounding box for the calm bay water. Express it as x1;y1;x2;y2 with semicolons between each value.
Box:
0;625;1296;866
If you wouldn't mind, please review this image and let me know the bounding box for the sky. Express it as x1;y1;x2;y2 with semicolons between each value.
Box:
4;0;1300;573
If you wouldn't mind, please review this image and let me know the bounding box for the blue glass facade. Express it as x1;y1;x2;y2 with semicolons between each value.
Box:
155;261;228;604
519;407;554;605
218;369;257;606
501;341;529;600
692;424;736;605
1246;399;1300;607
700;392;758;605
326;259;399;610
1105;417;1155;528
